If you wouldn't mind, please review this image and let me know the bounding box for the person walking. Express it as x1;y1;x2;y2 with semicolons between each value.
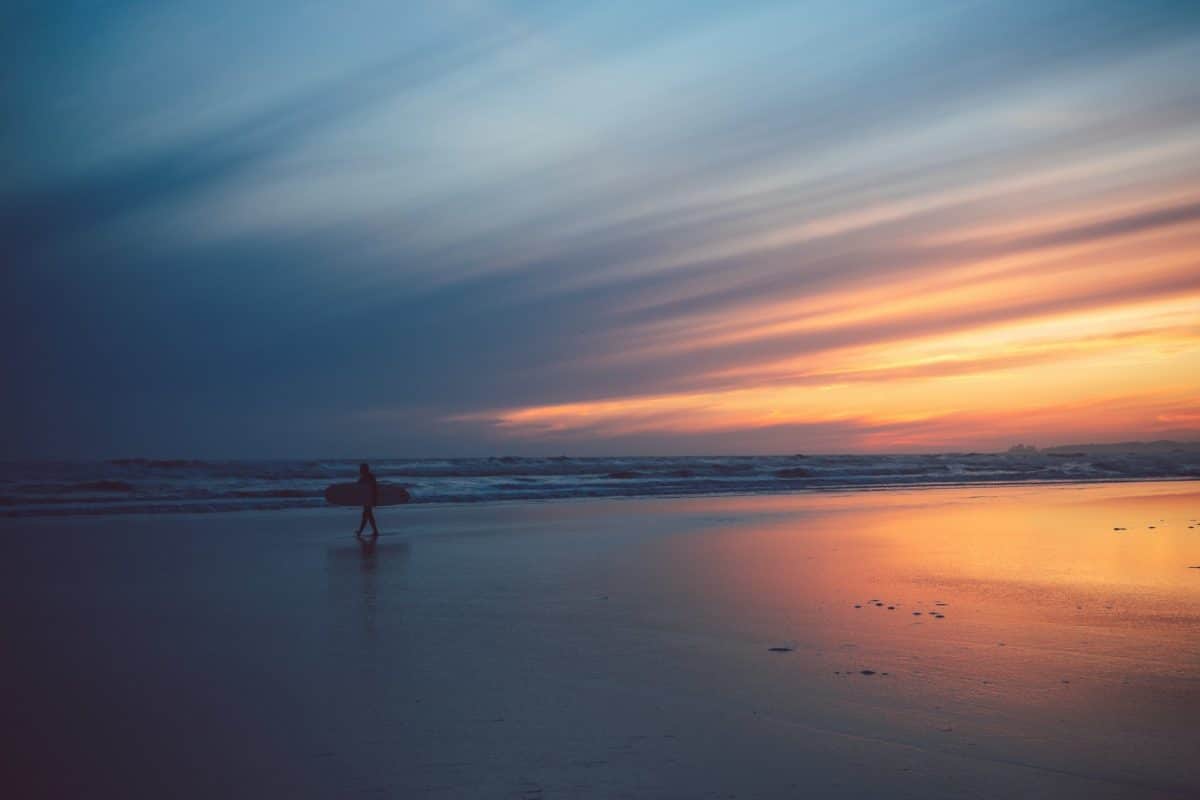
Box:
356;462;380;537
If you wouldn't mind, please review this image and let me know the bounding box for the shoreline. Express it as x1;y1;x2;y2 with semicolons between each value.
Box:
5;474;1199;520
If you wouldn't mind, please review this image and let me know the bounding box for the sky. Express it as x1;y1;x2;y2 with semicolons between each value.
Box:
3;0;1200;458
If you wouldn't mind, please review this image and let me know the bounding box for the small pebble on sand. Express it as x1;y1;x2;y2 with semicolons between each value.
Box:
860;670;876;676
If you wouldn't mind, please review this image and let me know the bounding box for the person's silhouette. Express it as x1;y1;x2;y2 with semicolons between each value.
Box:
355;462;380;537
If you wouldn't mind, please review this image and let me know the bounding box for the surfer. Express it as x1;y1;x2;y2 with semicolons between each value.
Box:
356;463;380;537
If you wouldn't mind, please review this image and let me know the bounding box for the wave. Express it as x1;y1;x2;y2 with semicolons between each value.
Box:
11;480;136;494
2;446;1197;518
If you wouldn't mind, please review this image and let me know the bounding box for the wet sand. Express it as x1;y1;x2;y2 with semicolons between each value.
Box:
4;482;1200;798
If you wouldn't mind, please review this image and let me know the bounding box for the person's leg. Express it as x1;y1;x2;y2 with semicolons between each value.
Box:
366;507;379;536
357;508;368;535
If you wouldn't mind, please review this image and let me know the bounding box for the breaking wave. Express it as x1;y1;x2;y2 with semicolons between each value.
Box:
2;443;1197;517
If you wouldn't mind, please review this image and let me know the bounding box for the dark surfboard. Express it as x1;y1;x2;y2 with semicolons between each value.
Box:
323;483;411;507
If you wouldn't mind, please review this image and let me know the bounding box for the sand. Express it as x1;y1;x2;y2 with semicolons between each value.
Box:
4;481;1199;798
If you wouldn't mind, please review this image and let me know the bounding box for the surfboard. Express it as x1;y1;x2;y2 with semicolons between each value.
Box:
323;483;411;507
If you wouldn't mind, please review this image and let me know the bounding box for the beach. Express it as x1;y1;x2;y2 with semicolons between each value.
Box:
5;481;1199;798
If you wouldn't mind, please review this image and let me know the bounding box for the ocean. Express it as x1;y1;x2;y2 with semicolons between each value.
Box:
3;445;1198;517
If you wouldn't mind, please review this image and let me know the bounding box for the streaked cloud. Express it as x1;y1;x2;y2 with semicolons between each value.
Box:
3;0;1199;456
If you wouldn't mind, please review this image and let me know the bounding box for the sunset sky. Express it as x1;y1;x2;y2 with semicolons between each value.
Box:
3;1;1199;457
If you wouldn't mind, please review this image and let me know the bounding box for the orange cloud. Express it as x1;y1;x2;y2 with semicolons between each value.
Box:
455;290;1200;450
450;123;1200;452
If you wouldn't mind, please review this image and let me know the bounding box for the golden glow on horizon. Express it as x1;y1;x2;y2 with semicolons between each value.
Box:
455;251;1200;449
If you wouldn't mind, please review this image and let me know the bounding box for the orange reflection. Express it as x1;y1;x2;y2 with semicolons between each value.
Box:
636;482;1200;707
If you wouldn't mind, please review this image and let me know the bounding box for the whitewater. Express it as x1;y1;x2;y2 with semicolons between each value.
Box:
3;445;1198;518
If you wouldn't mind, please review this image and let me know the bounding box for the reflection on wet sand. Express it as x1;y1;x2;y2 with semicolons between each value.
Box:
627;484;1200;782
326;535;410;645
4;483;1197;798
